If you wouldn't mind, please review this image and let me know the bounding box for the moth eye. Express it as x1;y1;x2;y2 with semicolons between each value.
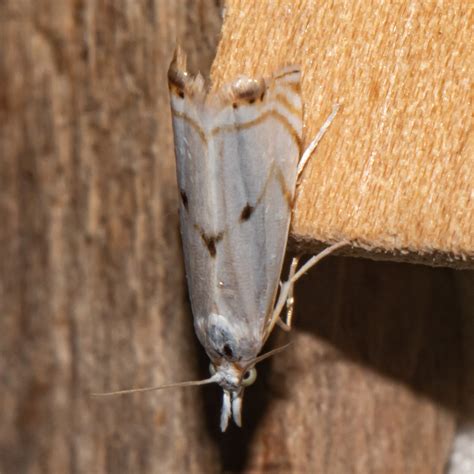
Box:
242;367;257;387
209;363;217;376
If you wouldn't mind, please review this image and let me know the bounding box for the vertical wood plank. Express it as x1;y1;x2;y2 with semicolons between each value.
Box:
0;1;223;472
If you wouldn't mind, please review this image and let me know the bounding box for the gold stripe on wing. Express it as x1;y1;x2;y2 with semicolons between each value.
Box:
171;109;208;146
275;93;302;119
210;110;302;151
275;166;294;209
285;82;301;95
255;162;294;211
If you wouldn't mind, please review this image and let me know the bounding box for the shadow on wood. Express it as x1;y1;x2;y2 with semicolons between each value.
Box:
195;252;463;472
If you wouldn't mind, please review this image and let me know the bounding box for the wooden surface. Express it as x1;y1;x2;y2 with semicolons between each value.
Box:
212;0;473;269
1;1;471;473
0;1;223;472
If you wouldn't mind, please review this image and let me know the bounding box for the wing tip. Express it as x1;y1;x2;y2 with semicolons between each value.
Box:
168;46;206;100
169;47;302;108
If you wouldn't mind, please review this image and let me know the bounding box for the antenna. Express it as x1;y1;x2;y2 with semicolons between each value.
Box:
91;374;220;397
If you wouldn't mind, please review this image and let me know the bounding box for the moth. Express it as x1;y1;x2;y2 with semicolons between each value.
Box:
94;47;344;432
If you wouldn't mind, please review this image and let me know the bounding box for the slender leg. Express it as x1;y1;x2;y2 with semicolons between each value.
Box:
291;241;347;283
276;256;300;331
284;255;301;329
265;241;347;340
297;103;340;178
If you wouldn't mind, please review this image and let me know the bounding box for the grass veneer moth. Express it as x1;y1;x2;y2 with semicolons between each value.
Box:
94;47;345;432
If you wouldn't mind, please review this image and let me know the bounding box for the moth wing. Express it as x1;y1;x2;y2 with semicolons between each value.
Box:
169;51;220;331
209;68;303;352
169;53;302;361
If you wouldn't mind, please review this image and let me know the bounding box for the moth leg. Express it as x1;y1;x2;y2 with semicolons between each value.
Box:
284;256;300;329
266;242;347;340
267;280;292;337
289;241;347;285
297;104;340;179
276;256;301;331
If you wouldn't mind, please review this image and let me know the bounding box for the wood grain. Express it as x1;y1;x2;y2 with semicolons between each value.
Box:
212;0;473;269
0;1;223;472
1;1;470;473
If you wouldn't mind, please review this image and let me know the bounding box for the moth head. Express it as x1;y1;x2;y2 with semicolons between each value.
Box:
91;344;289;432
207;344;292;431
208;360;257;431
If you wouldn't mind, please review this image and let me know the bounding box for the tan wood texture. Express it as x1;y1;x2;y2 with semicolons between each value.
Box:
208;2;470;472
212;0;473;269
1;1;470;473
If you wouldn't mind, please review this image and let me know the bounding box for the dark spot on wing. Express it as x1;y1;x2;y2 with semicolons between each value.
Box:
207;325;240;361
207;239;216;257
223;344;234;358
240;203;254;222
178;90;184;98
180;190;188;210
200;231;224;257
232;102;238;109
